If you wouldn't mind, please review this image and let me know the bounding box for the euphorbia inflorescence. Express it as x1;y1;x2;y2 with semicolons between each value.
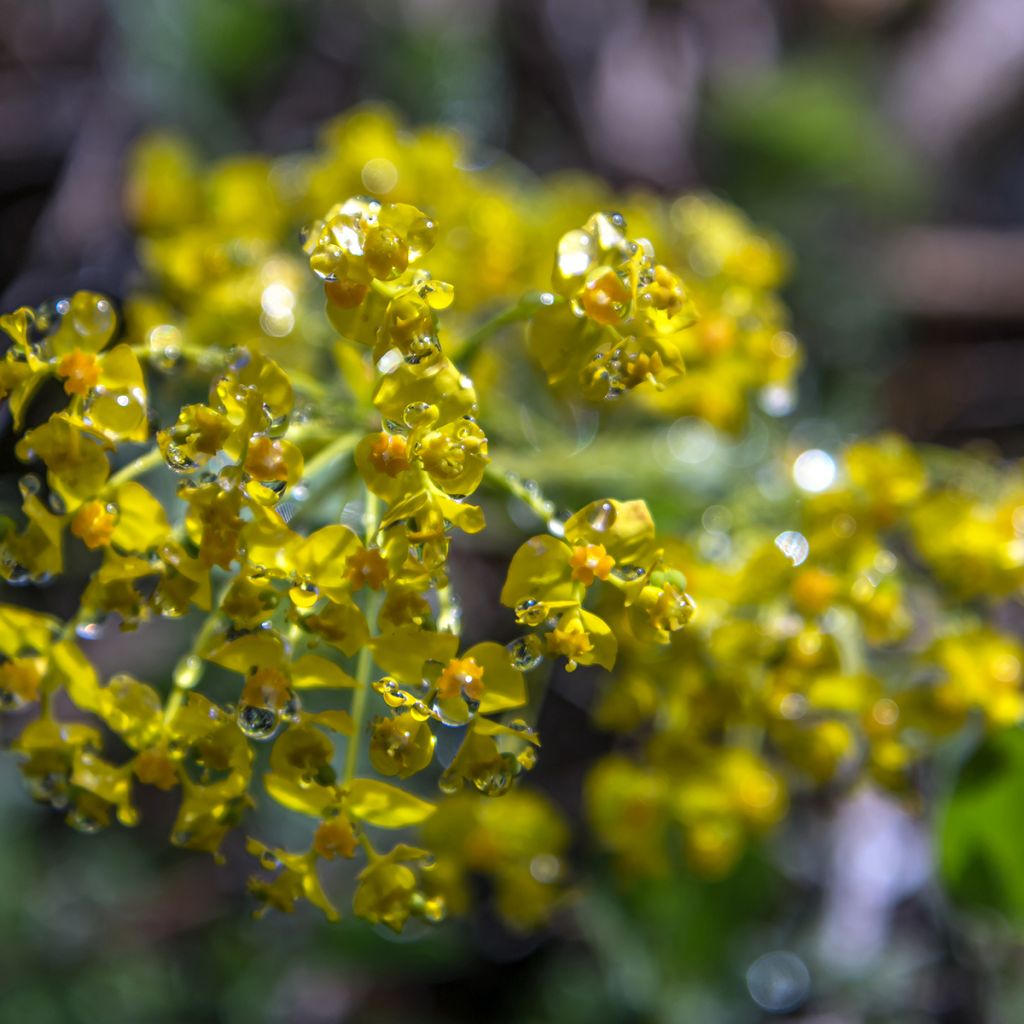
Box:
0;109;1021;929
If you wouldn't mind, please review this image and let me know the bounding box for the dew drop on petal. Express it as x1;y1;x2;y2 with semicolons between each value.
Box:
586;500;616;532
236;704;280;740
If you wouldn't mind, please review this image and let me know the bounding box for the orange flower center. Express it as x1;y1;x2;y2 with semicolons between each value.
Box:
70;500;117;549
569;543;615;585
369;434;410;478
242;666;291;710
56;349;100;397
347;548;389;590
313;816;357;860
133;749;179;790
244;436;289;482
582;269;630;325
436;656;485;701
545;628;593;671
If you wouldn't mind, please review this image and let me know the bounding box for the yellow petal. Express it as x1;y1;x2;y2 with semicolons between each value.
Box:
291;653;357;689
346;778;436;827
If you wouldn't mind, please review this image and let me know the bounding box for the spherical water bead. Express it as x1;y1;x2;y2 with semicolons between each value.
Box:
746;951;810;1014
149;324;183;372
47;491;67;515
310;243;345;281
403;401;439;429
775;530;810;567
281;691;302;723
0;688;26;711
27;771;69;809
507;718;538;742
376;347;403;375
472;753;519;797
289;579;320;609
75;616;107;640
610;564;646;582
67;807;104;835
18;474;41;498
164;444;198;473
236;704;280;740
507;636;544;671
405;215;437;263
514;598;548;627
374;677;408;709
416;894;447;924
432;693;476;728
3;560;31;587
71;294;115;342
438;766;463;795
587;500;616;532
557;228;596;280
409;701;433;723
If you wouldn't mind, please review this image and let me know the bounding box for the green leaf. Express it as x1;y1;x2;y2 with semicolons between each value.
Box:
939;728;1024;922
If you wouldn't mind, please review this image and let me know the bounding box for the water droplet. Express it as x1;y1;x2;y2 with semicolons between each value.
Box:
164;444;197;473
47;491;67;515
281;691;302;722
67;808;104;835
0;688;26;711
775;531;809;567
472;753;518;796
610;564;646;582
409;701;432;722
746;951;810;1014
506;635;543;671
514;598;548;627
438;768;462;794
236;703;280;740
75;617;106;641
376;348;403;375
432;693;475;727
529;853;561;884
586;500;616;532
19;474;41;497
289;579;320;609
403;401;438;429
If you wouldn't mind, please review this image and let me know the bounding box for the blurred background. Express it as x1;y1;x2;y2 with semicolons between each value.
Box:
3;0;1024;1021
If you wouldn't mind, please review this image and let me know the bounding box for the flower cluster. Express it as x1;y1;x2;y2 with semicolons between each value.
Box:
1;107;1020;930
123;108;798;433
586;434;1024;877
0;179;697;929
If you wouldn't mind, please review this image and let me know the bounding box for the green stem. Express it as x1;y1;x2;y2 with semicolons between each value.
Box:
107;445;164;489
164;585;229;722
458;291;558;367
483;461;561;533
344;490;381;783
300;430;361;485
